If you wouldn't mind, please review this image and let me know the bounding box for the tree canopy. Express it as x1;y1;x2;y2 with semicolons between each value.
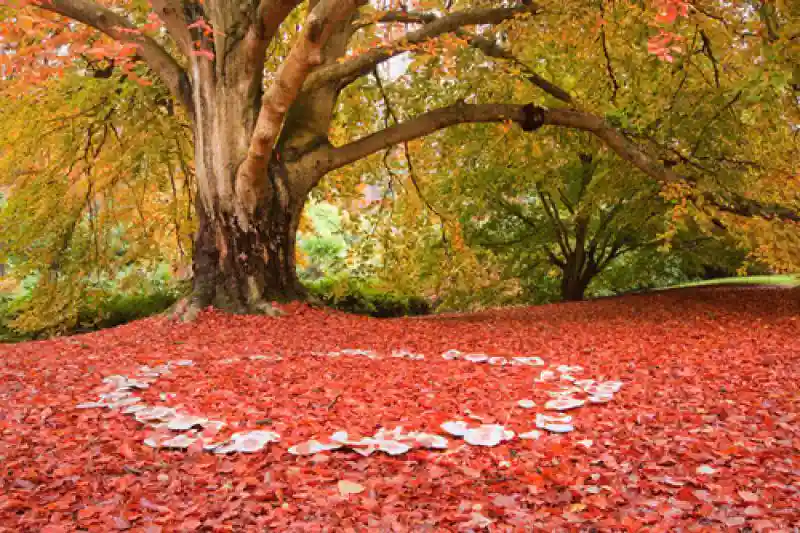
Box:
0;0;798;327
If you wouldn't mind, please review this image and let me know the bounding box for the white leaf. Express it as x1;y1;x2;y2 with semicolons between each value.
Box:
288;440;342;456
122;404;148;414
134;406;177;423
463;424;514;447
214;430;280;454
696;465;716;475
511;356;545;366
330;430;349;443
517;399;536;409
99;391;133;401
410;432;448;449
441;349;462;360
463;354;488;363
76;401;105;409
487;357;507;366
166;414;209;431
352;446;377;457
462;511;494;529
105;397;142;409
536;370;556;382
518;430;543;440
440;421;470;437
544;397;585;411
160;433;199;449
102;375;128;387
588;394;613;404
377;440;411;455
535;413;573;429
589;381;623;395
541;423;574;433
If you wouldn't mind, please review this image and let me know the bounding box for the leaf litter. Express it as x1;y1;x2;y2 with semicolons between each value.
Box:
0;286;797;530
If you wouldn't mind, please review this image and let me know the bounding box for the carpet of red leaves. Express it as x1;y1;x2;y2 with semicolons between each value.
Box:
1;286;798;532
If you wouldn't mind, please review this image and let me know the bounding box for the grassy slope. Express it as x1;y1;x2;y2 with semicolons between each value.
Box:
667;274;800;289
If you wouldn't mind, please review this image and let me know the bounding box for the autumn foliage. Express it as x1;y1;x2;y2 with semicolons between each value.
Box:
1;286;798;530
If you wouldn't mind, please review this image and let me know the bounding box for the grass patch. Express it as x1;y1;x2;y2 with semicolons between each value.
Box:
665;274;800;289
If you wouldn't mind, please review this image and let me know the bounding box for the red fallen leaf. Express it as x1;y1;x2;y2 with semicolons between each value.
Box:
738;490;760;502
491;494;518;508
675;487;698;503
77;506;101;520
0;286;798;530
110;516;132;530
186;437;205;456
751;519;777;532
180;519;203;530
724;516;747;527
40;526;68;533
744;506;764;517
119;441;135;460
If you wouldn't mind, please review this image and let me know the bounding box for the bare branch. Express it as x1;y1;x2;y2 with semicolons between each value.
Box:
536;183;572;257
302;4;537;92
462;33;572;104
373;69;442;218
699;30;721;89
40;0;192;112
600;28;619;101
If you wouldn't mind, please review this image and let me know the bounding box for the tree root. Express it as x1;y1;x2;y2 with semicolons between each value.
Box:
166;297;204;323
167;297;288;322
252;300;286;317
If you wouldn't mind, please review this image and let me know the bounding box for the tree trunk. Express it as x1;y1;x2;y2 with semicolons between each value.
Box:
190;181;307;313
186;86;311;313
560;273;590;302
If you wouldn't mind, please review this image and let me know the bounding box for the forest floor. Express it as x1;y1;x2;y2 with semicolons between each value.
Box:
1;286;798;532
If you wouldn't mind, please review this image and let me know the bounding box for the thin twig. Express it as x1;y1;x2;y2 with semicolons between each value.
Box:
600;28;619;101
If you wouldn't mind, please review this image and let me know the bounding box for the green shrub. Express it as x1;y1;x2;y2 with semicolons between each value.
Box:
78;289;181;331
0;294;26;342
1;285;182;342
306;276;431;318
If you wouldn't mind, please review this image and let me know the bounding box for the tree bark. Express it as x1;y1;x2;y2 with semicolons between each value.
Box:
190;162;308;312
560;271;591;301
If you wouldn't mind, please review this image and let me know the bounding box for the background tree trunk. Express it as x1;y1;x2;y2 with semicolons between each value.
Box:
560;273;590;301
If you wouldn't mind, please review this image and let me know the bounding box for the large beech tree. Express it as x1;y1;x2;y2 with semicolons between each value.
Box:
3;0;797;314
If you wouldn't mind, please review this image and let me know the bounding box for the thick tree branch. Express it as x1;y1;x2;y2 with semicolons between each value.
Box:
235;0;362;220
313;102;800;223
245;0;303;68
373;10;436;25
302;4;537;92
40;0;192;112
317;102;536;172
150;0;192;56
